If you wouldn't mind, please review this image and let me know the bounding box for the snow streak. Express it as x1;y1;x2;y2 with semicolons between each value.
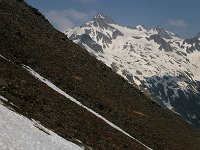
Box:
23;65;153;150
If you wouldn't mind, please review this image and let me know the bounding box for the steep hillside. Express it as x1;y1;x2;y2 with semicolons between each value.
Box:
1;0;200;149
67;13;200;127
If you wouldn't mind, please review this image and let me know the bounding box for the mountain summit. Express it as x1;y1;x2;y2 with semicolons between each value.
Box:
135;25;147;31
93;12;116;24
66;13;200;127
155;26;179;39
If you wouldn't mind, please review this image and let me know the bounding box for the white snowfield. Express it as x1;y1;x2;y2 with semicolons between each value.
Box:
0;96;83;150
66;14;200;116
23;65;153;150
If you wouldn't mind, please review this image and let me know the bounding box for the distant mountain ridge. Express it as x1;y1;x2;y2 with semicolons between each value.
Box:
66;13;200;127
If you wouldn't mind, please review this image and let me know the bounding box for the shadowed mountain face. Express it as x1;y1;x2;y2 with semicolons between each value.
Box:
1;0;200;149
144;75;200;127
184;33;200;53
66;12;200;128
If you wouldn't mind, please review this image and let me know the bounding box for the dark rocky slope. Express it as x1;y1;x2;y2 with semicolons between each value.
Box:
1;0;200;149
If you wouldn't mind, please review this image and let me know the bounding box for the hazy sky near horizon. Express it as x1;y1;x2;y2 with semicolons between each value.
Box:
26;0;200;38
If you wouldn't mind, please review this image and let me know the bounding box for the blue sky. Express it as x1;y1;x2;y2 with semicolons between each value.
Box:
25;0;200;38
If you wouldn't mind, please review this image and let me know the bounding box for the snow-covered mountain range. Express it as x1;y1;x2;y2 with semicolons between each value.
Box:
66;13;200;127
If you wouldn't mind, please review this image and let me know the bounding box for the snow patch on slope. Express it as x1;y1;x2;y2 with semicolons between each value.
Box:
0;95;83;150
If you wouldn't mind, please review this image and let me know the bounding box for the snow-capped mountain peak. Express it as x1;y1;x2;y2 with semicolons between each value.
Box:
135;24;147;31
156;26;175;39
66;13;200;127
148;27;182;42
93;12;116;25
